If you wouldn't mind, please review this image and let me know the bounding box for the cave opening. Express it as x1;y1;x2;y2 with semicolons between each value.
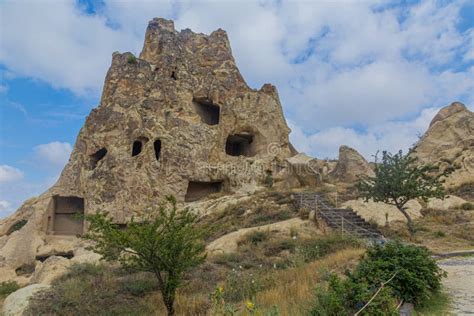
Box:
185;181;223;202
154;139;162;161
89;148;107;169
193;98;220;125
52;196;84;236
225;133;255;157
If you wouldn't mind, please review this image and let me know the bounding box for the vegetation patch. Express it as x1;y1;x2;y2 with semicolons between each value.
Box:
461;202;474;210
0;281;20;297
28;263;157;315
310;242;447;315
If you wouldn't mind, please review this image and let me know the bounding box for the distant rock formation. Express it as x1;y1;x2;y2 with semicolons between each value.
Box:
330;146;374;182
412;102;473;190
0;18;293;284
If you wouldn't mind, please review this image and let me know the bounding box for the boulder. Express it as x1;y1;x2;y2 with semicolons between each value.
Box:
427;195;467;210
330;146;374;183
2;284;50;316
30;256;72;285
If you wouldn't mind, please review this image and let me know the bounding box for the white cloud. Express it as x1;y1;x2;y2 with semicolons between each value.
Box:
0;84;8;94
34;142;72;168
0;165;24;183
290;107;440;160
0;200;11;213
0;0;139;95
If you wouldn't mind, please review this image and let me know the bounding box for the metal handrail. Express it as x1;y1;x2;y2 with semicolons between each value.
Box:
294;192;384;239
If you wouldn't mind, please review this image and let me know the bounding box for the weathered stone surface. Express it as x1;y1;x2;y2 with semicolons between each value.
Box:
0;18;293;282
2;284;50;316
330;146;374;183
30;256;72;285
341;199;422;226
412;102;473;189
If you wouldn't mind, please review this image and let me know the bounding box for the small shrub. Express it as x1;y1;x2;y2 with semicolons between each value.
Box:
7;219;28;234
0;281;20;296
264;238;297;257
250;210;291;225
352;241;446;306
264;174;273;188
127;54;137;64
310;274;398;315
460;202;474;210
433;230;446;238
241;230;269;246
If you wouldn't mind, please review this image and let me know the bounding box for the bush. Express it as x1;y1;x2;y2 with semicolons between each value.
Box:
7;219;28;234
241;230;269;245
434;230;446;238
351;241;446;306
0;281;20;296
310;274;398;316
460;202;474;210
127;54;137;64
27;264;156;315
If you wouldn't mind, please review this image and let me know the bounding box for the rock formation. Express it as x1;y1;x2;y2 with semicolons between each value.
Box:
412;102;473;190
0;18;293;283
330;145;374;182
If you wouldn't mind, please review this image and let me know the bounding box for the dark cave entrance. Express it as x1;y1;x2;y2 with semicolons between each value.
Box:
52;196;84;235
154;139;162;161
89;148;107;169
193;98;220;125
225;133;255;157
184;181;223;202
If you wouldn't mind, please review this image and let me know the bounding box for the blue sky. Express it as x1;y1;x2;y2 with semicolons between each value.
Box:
1;0;473;216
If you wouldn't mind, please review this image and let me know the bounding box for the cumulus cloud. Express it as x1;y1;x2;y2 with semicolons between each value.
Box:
0;0;139;95
290;107;440;160
0;200;11;213
0;165;24;183
34;142;72;168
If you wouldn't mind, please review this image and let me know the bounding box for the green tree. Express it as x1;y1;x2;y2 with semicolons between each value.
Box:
356;150;447;235
84;196;207;316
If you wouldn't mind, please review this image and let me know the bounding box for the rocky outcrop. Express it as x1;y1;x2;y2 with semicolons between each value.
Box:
330;146;374;183
2;284;50;316
412;102;473;190
0;18;294;283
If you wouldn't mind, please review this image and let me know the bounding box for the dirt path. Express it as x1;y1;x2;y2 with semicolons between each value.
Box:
438;256;474;315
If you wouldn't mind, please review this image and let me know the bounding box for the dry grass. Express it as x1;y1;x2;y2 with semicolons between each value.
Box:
253;248;364;315
382;208;474;252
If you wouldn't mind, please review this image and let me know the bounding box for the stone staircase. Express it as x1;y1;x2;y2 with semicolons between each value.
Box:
293;192;384;241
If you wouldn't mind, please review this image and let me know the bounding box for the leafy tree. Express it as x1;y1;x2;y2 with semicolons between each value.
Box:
356;150;447;235
351;242;446;306
84;196;207;316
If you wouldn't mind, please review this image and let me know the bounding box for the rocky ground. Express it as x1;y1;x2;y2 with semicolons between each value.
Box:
438;256;474;315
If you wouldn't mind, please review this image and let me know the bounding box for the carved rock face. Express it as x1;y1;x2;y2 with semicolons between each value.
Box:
0;18;293;281
54;18;292;222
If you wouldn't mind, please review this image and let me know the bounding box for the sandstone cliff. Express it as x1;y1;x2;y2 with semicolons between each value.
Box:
412;102;474;190
0;18;294;284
